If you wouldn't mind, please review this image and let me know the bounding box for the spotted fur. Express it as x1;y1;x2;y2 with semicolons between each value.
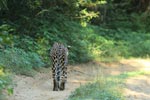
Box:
50;42;68;91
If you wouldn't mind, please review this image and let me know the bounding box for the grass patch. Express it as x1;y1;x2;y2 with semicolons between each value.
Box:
115;70;150;80
68;77;124;100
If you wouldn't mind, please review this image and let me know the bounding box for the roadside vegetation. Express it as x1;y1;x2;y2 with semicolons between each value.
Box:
68;76;124;100
68;67;150;100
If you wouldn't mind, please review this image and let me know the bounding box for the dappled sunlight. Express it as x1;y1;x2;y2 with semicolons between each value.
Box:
124;75;150;100
97;59;150;100
120;59;143;69
0;68;4;76
144;67;150;72
91;59;150;77
136;59;150;71
119;59;150;72
109;70;121;75
124;59;150;66
125;88;150;99
70;79;91;84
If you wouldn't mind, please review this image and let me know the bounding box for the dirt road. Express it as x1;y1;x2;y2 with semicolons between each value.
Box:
103;59;150;100
8;64;98;100
8;59;150;100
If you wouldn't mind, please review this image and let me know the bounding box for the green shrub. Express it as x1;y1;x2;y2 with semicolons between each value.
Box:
0;67;12;100
0;48;45;76
131;40;150;57
0;24;15;48
97;28;150;58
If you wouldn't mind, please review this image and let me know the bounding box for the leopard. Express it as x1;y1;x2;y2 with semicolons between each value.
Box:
50;42;68;91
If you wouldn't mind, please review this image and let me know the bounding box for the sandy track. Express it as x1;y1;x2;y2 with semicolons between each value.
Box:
7;59;150;100
125;75;150;100
103;59;150;100
121;59;150;100
8;64;99;100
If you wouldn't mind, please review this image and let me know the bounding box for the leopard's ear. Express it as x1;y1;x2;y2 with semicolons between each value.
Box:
54;42;59;45
67;45;71;50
